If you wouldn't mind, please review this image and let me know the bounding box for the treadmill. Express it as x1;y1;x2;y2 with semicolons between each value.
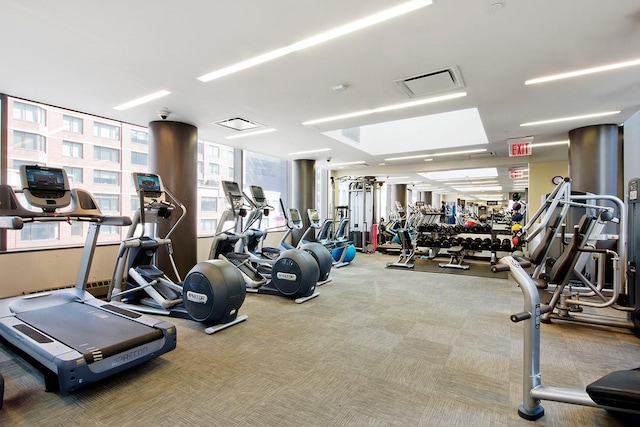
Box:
0;165;177;392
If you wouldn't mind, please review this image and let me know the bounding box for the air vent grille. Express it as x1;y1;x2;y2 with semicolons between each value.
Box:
395;66;465;98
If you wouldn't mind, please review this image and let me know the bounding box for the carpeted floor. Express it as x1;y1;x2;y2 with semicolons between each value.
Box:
1;252;639;426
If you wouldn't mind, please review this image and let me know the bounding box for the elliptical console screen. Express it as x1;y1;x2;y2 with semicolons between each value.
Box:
250;185;266;203
134;173;163;196
222;181;243;199
289;209;301;222
308;209;320;223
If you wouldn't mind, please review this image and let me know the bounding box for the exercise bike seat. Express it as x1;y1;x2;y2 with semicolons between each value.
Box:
586;367;640;411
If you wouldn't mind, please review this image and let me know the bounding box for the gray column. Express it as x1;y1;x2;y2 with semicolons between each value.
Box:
422;191;432;205
569;124;622;197
390;184;407;209
569;124;622;234
292;159;315;245
148;120;198;281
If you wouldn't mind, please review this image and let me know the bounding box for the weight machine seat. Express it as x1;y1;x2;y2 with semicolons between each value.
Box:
532;215;596;290
586;367;640;411
529;215;562;265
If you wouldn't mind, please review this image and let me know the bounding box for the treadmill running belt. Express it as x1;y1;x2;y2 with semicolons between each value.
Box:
16;302;163;363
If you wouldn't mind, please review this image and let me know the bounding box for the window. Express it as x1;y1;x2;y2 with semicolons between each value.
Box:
243;151;289;230
197;161;203;174
64;166;83;184
70;222;83;237
228;167;234;178
208;163;219;174
201;197;218;212
130;195;140;213
13;101;46;125
131;129;148;145
63;115;83;133
62;140;83;158
94;145;120;162
208;145;220;158
197;142;203;155
94;122;120;140
94;170;120;185
94;193;120;211
20;223;58;241
13;130;46;152
131;151;148;166
201;219;218;233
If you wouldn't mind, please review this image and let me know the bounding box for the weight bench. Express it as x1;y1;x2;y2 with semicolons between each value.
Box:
439;246;470;270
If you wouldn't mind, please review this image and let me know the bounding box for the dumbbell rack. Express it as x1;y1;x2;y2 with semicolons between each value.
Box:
415;223;514;262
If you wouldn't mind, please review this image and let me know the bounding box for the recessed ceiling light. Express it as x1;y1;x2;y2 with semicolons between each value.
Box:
520;111;620;127
525;58;640;85
288;148;332;155
113;90;171;111
225;128;277;139
302;92;467;125
197;0;433;82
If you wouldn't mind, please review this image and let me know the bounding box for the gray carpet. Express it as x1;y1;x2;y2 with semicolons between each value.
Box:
1;253;639;426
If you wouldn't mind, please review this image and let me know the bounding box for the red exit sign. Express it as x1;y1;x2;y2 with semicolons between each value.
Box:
508;137;533;157
509;169;524;179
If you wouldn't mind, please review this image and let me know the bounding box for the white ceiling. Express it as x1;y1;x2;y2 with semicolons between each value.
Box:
1;0;639;199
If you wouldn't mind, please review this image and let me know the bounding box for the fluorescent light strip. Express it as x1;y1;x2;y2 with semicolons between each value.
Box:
533;140;569;148
288;148;332;155
303;92;467;125
225;128;277;139
453;186;503;192
113;90;171;111
520;111;620;127
197;0;432;82
385;148;485;162
328;160;366;167
525;58;640;85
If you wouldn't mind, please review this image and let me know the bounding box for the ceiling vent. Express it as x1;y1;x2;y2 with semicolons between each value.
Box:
214;117;264;131
395;66;465;98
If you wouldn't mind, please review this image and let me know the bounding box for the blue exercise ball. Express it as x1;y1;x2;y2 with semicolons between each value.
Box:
331;244;356;263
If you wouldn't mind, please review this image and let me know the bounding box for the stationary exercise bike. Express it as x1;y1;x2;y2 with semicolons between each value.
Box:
209;181;319;303
108;172;247;334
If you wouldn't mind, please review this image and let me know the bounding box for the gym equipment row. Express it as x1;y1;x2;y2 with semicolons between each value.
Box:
0;166;176;392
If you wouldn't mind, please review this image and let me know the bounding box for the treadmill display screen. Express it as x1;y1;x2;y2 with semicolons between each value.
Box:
223;181;242;199
24;166;66;192
135;173;162;194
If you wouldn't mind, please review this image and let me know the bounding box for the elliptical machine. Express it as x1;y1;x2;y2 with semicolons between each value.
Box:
210;181;319;303
245;185;332;286
108;172;247;334
278;201;333;286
